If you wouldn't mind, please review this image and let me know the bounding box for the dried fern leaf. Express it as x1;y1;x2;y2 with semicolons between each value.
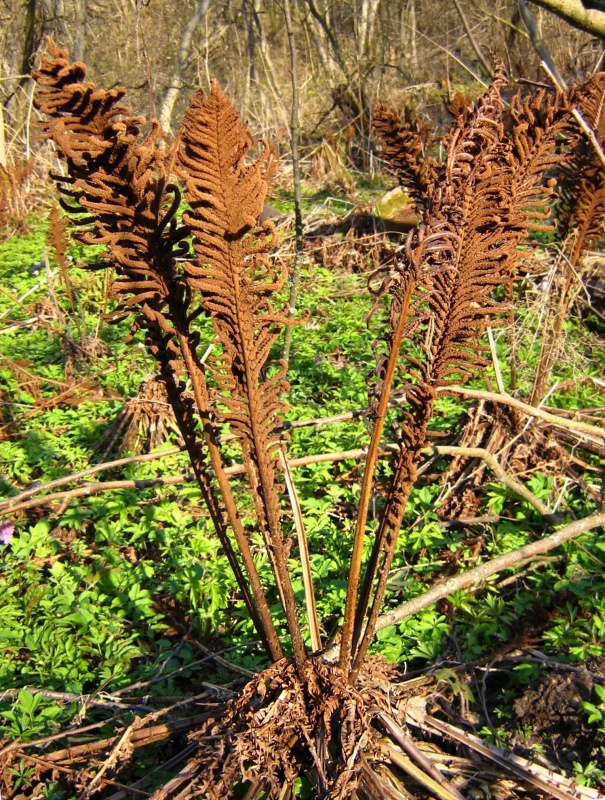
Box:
373;101;437;212
351;66;579;675
178;82;306;670
33;40;283;662
558;72;605;260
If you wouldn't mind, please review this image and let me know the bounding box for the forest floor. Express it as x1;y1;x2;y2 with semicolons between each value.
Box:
1;173;605;798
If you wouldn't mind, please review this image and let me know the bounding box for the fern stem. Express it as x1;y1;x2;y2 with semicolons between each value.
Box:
279;444;322;653
339;278;414;675
177;332;284;662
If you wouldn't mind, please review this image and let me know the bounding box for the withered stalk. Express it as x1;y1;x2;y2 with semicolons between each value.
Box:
339;276;415;673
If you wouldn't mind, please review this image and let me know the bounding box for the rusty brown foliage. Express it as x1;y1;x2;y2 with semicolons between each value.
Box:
558;72;605;253
373;100;437;213
178;84;307;668
348;63;584;676
531;74;605;405
0;157;34;239
33;38;288;665
30;37;605;799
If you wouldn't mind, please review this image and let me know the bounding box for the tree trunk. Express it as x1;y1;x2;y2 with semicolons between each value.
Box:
282;0;304;367
72;0;88;62
159;0;211;133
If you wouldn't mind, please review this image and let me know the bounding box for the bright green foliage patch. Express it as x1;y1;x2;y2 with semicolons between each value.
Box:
1;212;605;761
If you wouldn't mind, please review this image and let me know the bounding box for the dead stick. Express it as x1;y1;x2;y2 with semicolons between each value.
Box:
2;448;391;515
20;714;212;766
430;445;558;519
5;387;596;513
378;712;465;800
375;512;605;632
438;385;605;440
2;443;554;519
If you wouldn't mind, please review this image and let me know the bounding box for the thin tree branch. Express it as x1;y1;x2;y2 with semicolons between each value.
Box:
430;445;559;520
1;441;572;522
0;447;398;516
453;0;494;79
438;386;605;440
282;0;305;367
0;447;184;509
4;387;598;518
517;0;567;88
1;398;412;512
375;512;605;632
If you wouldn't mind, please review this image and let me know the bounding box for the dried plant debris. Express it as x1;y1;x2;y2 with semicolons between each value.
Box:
0;156;34;239
93;373;181;459
29;39;605;800
4;656;604;800
373;101;437;214
191;657;371;800
33;38;286;663
349;63;585;676
557;73;605;254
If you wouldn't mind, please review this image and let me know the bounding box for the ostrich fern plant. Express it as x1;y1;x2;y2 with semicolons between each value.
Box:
31;39;605;799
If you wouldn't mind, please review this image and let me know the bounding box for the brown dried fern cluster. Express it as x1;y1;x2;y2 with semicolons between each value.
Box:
33;38;297;668
32;39;605;798
341;61;598;680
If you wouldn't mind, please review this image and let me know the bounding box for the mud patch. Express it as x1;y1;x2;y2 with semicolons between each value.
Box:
512;664;604;770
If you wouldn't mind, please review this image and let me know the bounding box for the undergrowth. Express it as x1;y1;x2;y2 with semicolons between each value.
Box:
1;210;604;756
1;46;605;797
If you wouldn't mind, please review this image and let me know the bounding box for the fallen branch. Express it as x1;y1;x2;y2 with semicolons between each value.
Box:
0;446;184;510
439;385;605;440
0;398;409;512
409;709;605;800
22;714;211;767
0;688;153;713
1;448;385;515
4;380;598;515
375;512;605;632
430;445;559;520
1;443;557;521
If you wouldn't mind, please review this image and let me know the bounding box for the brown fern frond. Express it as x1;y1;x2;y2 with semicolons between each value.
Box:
446;90;472;124
178;83;307;671
33;40;284;664
558;73;605;257
373;101;437;212
530;74;605;405
347;69;579;678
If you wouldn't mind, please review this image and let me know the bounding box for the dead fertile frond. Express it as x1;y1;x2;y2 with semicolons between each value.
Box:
558;72;605;254
373;100;437;214
531;73;605;404
344;65;581;679
33;38;284;663
178;82;307;671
